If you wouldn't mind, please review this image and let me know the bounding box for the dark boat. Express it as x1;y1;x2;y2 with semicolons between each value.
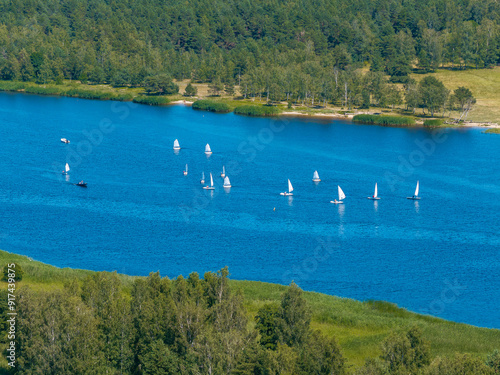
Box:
75;181;87;187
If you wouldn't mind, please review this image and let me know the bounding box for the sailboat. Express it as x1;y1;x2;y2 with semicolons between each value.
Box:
203;173;215;190
205;144;212;155
221;165;225;178
223;176;231;188
200;172;205;184
367;183;380;200
183;164;188;176
331;186;346;204
173;139;180;150
280;179;294;196
60;138;70;144
75;180;87;187
62;163;70;174
312;170;321;182
407;181;420;200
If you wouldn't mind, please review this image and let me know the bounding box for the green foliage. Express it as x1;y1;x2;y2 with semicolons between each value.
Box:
192;99;231;113
184;82;197;97
133;95;171;106
64;88;115;100
3;263;23;281
143;74;179;95
352;114;415;126
418;76;449;117
423;119;445;127
255;304;281;349
1;249;499;373
487;350;500;374
381;327;430;374
426;353;495;375
234;105;280;116
278;282;312;347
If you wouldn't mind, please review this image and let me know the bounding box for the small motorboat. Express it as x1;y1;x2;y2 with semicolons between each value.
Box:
61;138;70;144
75;181;87;187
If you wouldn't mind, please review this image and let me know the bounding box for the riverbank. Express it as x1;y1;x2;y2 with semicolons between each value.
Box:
1;79;499;129
1;249;499;370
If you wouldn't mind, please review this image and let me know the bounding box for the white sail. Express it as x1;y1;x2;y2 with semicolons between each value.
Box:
223;176;231;187
202;172;205;180
185;164;188;173
414;181;419;197
210;173;214;187
222;166;225;175
312;170;320;180
65;163;70;173
338;186;346;201
173;139;180;149
288;179;293;193
205;144;212;153
374;183;378;198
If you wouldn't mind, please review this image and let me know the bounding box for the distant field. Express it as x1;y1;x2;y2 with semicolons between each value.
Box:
412;67;500;123
1;249;498;369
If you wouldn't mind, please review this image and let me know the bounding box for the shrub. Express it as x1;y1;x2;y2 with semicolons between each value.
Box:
192;99;231;113
64;89;114;100
353;114;415;126
3;263;24;281
423;119;444;127
234;105;280;117
132;95;171;105
0;81;27;92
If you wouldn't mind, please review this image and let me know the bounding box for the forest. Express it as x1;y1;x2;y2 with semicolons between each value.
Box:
1;264;499;375
0;0;498;112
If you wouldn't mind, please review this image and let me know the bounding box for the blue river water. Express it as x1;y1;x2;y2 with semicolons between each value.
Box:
0;92;499;328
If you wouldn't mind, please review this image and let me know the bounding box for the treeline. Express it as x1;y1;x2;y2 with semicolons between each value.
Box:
1;267;499;374
0;0;499;89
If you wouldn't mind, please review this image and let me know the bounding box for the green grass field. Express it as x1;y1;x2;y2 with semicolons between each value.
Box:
1;249;498;369
412;67;500;123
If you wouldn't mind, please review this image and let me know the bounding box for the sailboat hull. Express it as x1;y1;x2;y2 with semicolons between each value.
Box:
203;187;215;190
280;193;293;196
368;197;380;200
312;179;321;182
330;201;344;204
221;174;225;178
407;197;420;200
200;180;205;184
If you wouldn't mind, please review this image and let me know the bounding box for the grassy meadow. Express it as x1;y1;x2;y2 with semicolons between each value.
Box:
1;249;498;369
411;67;500;123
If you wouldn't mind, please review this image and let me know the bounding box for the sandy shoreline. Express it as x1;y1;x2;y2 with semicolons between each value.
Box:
157;100;500;129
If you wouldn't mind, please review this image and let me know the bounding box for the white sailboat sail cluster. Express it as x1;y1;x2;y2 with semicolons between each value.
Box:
170;141;421;202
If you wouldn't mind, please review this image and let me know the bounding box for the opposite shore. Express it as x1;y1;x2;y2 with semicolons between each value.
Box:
1;80;499;130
